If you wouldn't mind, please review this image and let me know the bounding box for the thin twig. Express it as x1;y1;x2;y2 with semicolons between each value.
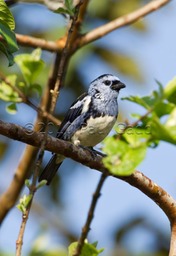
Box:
16;126;48;256
74;172;108;256
50;0;84;113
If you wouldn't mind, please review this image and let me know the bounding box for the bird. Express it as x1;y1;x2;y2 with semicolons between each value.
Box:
39;74;126;185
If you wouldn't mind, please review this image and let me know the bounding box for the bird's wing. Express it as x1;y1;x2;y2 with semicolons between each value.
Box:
56;92;90;139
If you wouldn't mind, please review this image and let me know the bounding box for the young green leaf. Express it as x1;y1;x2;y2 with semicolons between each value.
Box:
149;115;176;145
15;48;45;85
6;102;17;114
68;241;104;256
16;194;33;213
55;0;75;16
164;77;176;104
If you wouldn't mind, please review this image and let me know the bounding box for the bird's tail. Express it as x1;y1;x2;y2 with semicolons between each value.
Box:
39;154;64;185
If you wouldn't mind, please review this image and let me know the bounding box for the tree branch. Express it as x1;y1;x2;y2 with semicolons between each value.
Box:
77;0;172;48
1;0;171;53
0;120;176;226
16;34;65;52
50;0;84;112
74;172;107;256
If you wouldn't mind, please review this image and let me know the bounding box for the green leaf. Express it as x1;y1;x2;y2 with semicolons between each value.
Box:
15;48;45;85
25;179;31;188
65;0;75;15
149;115;176;145
16;194;33;213
103;136;147;176
153;101;175;118
0;21;18;66
122;95;151;109
55;0;75;16
164;77;176;104
30;83;42;96
36;180;47;189
0;0;15;30
68;241;104;256
165;108;176;139
0;41;14;66
55;7;72;15
6;102;17;114
0;74;22;103
0;22;18;52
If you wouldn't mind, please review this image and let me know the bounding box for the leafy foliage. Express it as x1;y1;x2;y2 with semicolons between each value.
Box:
0;0;18;65
15;48;45;87
103;77;176;176
0;49;45;114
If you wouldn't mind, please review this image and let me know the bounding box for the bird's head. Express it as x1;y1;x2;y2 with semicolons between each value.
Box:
88;74;126;100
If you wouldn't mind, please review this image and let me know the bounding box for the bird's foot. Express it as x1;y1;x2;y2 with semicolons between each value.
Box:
91;148;107;157
79;146;106;159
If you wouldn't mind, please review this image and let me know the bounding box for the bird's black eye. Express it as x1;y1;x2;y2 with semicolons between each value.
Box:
104;80;111;86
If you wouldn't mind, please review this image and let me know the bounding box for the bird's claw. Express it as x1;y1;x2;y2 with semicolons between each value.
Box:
79;146;107;159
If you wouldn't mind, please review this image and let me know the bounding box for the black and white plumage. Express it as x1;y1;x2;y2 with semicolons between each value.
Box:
39;74;126;185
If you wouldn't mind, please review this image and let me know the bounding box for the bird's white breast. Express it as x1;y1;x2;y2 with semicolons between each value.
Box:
71;115;116;147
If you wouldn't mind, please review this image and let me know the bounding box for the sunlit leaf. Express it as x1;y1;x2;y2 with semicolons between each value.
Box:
164;77;176;104
0;74;22;102
103;136;147;176
0;0;15;30
15;48;45;85
148;115;176;145
68;241;104;256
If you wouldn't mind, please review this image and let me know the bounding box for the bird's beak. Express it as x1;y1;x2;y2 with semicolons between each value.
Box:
111;81;126;91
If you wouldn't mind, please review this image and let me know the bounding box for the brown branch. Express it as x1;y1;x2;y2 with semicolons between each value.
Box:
16;204;32;256
0;120;176;226
50;0;84;113
78;0;171;48
1;0;170;53
16;34;65;52
74;172;107;256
